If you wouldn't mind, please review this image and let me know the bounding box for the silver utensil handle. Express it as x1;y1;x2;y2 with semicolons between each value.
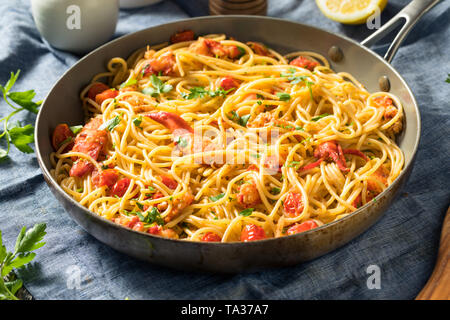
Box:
361;0;440;63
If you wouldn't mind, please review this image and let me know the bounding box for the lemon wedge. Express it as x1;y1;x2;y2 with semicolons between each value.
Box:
315;0;388;25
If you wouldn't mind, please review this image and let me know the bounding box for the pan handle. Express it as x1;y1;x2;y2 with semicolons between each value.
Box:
361;0;440;63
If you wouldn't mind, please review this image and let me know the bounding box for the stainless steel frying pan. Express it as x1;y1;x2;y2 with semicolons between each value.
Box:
34;0;439;272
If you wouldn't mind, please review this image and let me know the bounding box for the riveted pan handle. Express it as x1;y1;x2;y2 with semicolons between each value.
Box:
361;0;440;63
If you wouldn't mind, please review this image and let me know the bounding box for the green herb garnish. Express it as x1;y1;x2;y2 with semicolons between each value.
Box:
99;116;121;131
239;208;254;217
276;93;291;101
142;75;172;98
0;223;46;300
69;125;83;135
133;116;143;128
0;70;42;160
119;78;137;89
209;193;225;202
311;113;330;122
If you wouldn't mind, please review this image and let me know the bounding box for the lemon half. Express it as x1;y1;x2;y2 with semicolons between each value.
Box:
315;0;388;25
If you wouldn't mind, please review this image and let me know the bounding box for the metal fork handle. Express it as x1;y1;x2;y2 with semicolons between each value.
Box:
361;0;440;63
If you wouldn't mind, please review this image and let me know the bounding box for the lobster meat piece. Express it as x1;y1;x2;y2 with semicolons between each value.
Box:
145;111;193;136
143;52;176;76
69;118;108;178
286;220;318;235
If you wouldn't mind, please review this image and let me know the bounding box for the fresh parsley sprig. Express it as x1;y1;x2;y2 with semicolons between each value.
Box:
181;87;233;100
0;70;42;160
228;110;251;127
0;223;47;300
142;75;173;98
281;68;315;100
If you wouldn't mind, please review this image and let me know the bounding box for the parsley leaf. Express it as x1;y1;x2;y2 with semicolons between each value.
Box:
142;75;173;98
229;111;251;127
0;223;46;300
99;116;121;131
209;193;225;202
174;136;189;148
132;116;143;128
311;113;330;122
270;187;281;195
182;86;232;100
8;124;34;153
69;125;83;135
239;208;254;217
119;78;137;89
446;74;450;83
276;93;291;101
0;70;41;161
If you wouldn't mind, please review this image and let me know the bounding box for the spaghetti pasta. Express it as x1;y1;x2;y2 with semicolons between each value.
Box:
50;31;404;243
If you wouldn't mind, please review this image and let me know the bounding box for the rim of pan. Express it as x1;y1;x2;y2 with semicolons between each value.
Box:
34;15;421;246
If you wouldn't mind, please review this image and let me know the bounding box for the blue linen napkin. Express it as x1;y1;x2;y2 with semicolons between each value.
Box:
0;0;449;299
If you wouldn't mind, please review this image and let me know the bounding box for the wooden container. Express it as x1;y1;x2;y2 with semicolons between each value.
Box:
209;0;267;16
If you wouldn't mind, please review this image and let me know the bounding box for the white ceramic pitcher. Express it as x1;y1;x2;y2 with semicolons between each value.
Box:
31;0;119;54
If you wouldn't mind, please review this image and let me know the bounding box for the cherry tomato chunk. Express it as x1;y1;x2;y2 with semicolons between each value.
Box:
240;224;266;242
201;232;221;242
111;178;131;197
52;123;74;151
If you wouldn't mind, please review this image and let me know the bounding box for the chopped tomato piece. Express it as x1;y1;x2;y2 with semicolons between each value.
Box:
286;220;318;235
52;123;74;151
91;169;119;188
201;232;221;242
218;76;239;91
170;30;195;43
95;89;119;105
283;192;304;217
161;175;178;189
147;225;162;235
289;56;319;71
240;224;266;242
111;178;131;197
87;83;109;100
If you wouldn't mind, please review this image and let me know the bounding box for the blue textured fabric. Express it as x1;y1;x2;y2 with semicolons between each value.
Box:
0;0;449;300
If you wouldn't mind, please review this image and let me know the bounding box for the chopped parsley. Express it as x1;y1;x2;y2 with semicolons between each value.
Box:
287;161;301;168
209;193;225;202
137;207;164;226
181;86;233;99
239;208;254;217
229;110;251;127
276;92;291;101
237;46;246;58
99;116;121;131
70;125;83;135
136;202;145;210
311;113;330;122
174;136;189;148
119;78;137;89
270;187;281;195
133;116;143;127
142;75;173;98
